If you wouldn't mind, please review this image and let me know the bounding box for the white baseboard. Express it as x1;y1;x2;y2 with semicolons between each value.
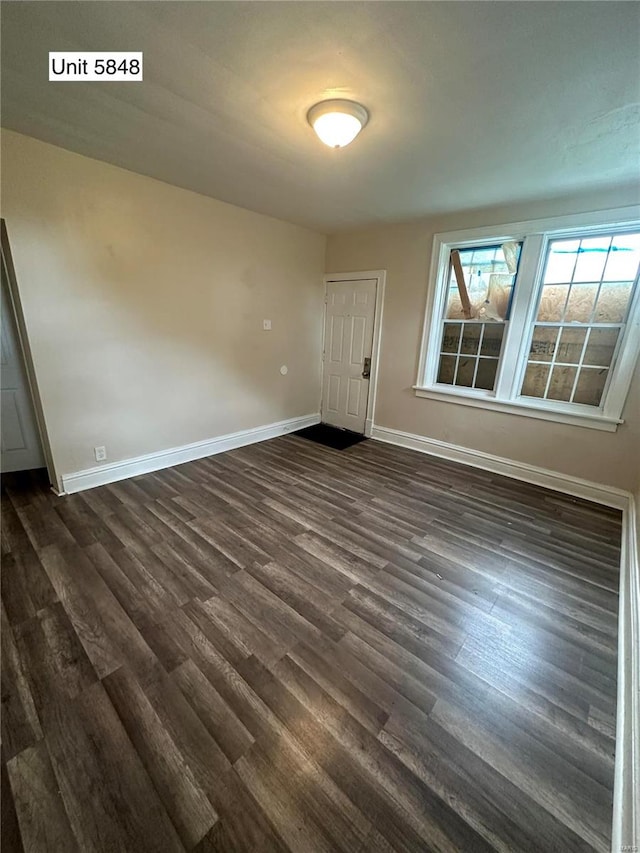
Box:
370;424;630;509
60;413;320;494
370;423;638;848
613;493;640;852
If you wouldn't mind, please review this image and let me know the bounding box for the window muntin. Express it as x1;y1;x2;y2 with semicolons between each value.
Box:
436;242;521;392
519;232;640;408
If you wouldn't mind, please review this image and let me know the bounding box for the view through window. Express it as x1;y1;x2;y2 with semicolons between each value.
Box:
420;214;640;427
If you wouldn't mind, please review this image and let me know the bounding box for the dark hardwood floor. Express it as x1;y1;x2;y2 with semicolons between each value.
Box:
1;435;621;852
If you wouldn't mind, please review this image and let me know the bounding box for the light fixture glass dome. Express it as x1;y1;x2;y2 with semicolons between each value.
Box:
307;99;369;148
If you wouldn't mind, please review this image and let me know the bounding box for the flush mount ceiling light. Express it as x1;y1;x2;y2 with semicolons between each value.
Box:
307;99;369;148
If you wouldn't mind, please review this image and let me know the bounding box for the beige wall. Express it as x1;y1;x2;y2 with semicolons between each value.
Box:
3;129;638;494
2;131;326;488
327;189;640;492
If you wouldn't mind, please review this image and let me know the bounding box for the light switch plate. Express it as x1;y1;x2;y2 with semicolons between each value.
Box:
263;319;272;330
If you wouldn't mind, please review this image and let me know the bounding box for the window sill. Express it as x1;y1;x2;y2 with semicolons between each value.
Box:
412;386;622;432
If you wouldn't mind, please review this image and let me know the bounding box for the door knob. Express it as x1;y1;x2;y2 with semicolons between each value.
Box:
362;357;371;379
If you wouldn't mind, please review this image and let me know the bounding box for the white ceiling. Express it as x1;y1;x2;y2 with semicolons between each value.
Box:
2;2;639;232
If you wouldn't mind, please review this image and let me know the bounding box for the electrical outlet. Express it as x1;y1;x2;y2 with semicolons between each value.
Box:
263;319;272;330
94;446;107;462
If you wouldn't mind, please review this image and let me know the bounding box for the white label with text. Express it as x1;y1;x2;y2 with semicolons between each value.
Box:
49;52;143;81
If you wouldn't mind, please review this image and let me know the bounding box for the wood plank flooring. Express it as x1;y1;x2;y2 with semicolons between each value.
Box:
1;435;621;852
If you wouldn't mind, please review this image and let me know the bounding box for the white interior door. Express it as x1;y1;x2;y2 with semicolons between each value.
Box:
1;260;45;473
321;278;377;433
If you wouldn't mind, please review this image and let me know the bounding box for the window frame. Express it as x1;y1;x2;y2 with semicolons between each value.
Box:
415;207;640;432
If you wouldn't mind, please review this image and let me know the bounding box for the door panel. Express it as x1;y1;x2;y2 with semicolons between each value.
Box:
327;374;340;414
1;261;45;473
351;316;366;364
321;279;377;433
347;378;362;416
330;315;344;362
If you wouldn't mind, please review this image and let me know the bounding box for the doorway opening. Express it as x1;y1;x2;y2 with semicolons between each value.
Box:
1;221;55;487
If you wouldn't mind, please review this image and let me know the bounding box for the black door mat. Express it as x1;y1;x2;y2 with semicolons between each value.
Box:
293;423;367;450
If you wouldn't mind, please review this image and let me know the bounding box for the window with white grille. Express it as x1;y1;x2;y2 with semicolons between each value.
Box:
520;233;639;407
417;209;640;431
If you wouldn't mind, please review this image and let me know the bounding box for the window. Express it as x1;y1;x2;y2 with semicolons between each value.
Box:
437;241;521;391
521;233;639;407
417;209;640;431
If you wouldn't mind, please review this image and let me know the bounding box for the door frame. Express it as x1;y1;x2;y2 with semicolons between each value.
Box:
321;270;386;437
1;220;58;490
